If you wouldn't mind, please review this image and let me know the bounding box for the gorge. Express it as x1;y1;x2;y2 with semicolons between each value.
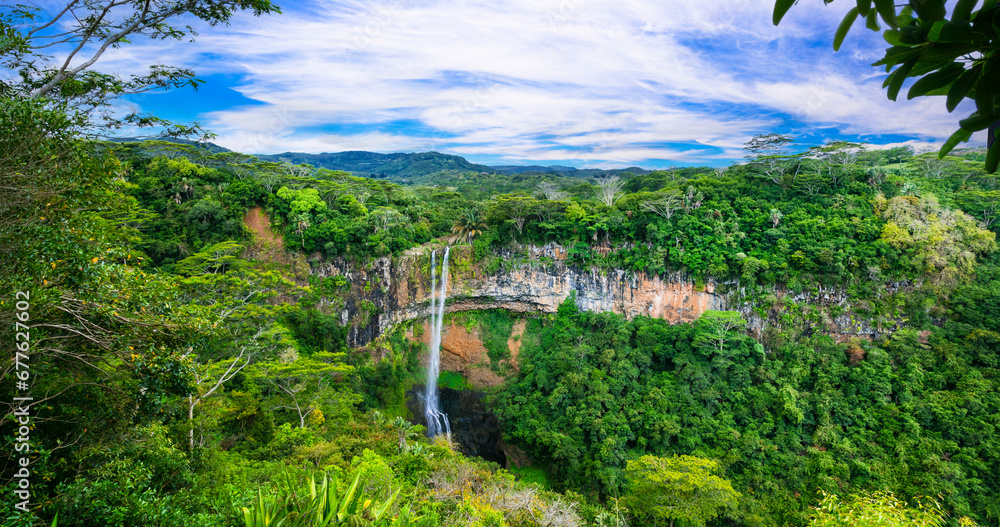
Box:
310;242;906;358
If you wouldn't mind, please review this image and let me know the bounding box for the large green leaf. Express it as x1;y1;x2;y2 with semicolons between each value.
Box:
856;0;872;17
866;8;882;30
907;63;964;99
773;0;796;25
883;28;903;45
912;0;947;22
959;111;995;131
874;0;898;27
885;58;917;100
834;7;860;50
947;66;980;111
975;78;995;118
987;132;1000;173
930;20;978;43
953;0;979;22
938;127;973;158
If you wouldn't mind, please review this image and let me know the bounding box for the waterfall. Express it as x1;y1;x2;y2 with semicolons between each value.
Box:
425;247;451;440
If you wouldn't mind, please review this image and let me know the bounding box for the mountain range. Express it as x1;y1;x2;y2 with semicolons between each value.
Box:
117;138;653;179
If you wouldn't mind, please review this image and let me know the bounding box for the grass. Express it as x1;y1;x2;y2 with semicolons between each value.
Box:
438;370;470;390
509;466;551;489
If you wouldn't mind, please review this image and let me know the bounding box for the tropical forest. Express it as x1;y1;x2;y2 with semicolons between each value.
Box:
3;1;1000;527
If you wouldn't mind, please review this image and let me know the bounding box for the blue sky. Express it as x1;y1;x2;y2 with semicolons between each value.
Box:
49;0;986;167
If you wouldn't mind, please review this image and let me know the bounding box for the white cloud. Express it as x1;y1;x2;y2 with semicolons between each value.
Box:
83;0;968;165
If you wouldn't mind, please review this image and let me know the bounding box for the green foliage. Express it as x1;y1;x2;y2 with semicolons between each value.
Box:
877;193;996;284
241;471;419;527
174;240;248;276
438;370;470;390
624;455;739;526
807;490;948;527
2;0;279;134
510;466;552;490
497;296;1000;525
451;206;489;245
44;426;219;527
463;310;516;371
772;0;1000;172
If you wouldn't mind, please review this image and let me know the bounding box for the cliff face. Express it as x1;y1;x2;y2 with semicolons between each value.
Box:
309;242;901;349
310;243;727;347
407;319;507;388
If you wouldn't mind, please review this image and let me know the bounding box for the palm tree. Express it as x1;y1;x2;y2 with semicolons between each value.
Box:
450;207;488;245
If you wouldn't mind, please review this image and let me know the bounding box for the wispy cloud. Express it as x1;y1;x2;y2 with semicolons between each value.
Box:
90;0;975;166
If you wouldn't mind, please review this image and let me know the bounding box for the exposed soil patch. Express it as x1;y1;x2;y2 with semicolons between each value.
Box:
507;319;526;372
243;207;286;262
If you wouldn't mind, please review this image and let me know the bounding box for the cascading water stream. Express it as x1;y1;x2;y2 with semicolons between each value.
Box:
425;247;451;440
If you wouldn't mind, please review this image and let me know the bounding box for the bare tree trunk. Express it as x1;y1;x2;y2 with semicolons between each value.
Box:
188;395;195;454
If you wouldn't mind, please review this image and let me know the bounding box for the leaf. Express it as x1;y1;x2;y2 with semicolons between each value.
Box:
987;133;1000;173
917;42;980;64
866;8;881;30
948;66;980;111
959;111;994;131
886;58;917;101
857;0;872;17
907;63;964;99
338;473;363;518
835;7;860;50
874;0;898;27
975;80;995;118
932;21;978;43
897;5;918;26
373;488;401;522
773;0;797;25
873;46;920;68
927;20;947;41
953;0;979;22
913;0;947;22
983;61;1000;111
938;128;973;158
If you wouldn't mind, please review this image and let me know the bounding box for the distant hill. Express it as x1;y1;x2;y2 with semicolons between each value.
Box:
115;140;655;180
257;151;653;179
573;167;652;177
490;165;579;174
257;151;497;178
490;165;652;177
109;136;233;154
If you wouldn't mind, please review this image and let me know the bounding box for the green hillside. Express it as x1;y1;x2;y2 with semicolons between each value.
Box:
256;150;497;179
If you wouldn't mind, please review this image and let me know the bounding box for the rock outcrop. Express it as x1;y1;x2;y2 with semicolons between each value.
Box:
311;243;726;347
408;320;506;388
308;242;904;349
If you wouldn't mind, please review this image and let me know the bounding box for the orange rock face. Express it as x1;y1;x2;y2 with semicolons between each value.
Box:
413;320;506;388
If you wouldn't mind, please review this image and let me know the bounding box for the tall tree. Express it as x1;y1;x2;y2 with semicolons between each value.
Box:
625;455;739;527
256;351;354;429
596;176;626;207
450;207;488;244
692;311;748;356
177;268;297;452
744;133;799;187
